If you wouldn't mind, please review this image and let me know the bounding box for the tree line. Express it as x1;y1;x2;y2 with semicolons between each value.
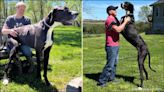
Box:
0;0;81;27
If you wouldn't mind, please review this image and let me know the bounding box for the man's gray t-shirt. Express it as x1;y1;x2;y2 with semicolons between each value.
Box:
4;15;31;50
5;15;31;29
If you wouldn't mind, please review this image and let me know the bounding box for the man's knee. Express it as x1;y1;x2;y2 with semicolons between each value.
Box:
20;45;32;57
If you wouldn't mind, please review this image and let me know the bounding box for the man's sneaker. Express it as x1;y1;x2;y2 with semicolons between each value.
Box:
97;82;106;87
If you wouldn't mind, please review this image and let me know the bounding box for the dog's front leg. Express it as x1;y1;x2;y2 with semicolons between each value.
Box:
43;46;52;86
36;51;41;79
27;57;35;73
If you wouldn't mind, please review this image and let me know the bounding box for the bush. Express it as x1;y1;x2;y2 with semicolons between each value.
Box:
135;22;151;33
83;22;105;34
83;21;151;34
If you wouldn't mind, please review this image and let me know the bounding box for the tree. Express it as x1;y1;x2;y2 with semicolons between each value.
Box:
40;0;44;20
138;6;152;22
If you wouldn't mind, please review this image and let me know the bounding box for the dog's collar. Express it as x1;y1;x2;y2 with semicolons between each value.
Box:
126;11;133;15
43;20;51;28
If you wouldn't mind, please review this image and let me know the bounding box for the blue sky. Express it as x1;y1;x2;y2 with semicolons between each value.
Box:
83;0;157;21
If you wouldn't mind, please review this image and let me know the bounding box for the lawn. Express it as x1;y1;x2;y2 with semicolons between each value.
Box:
0;26;81;92
83;33;164;92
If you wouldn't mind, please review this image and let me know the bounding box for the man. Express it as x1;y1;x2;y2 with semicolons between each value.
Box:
1;2;33;71
97;6;130;87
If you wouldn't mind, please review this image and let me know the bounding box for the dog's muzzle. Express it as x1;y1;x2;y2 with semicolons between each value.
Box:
62;12;79;26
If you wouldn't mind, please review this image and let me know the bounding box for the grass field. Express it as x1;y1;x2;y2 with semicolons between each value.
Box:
0;26;81;92
83;33;164;92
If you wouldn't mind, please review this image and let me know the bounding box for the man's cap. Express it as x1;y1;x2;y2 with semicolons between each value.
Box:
106;6;118;14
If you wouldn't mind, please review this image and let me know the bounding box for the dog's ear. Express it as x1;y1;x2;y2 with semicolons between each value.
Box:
47;9;56;23
131;4;134;11
64;7;69;11
127;2;134;12
121;3;124;9
129;4;134;12
52;8;57;14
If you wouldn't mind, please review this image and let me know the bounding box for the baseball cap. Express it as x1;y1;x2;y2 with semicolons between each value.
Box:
106;6;118;14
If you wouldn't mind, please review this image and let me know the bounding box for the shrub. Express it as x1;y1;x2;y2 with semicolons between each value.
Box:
83;22;105;34
83;21;151;34
135;22;151;33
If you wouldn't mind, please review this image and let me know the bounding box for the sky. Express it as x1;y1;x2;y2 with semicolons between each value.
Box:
83;0;157;21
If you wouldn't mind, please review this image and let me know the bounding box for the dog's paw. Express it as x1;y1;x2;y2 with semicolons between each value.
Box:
2;78;9;85
46;82;51;86
138;87;142;90
28;65;35;73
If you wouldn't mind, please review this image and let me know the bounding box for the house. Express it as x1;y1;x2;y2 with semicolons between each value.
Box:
148;0;164;34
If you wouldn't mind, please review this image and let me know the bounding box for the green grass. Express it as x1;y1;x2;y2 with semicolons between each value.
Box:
0;26;81;92
83;33;164;92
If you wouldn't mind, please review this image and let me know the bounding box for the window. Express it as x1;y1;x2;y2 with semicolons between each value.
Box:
163;7;164;16
155;7;159;16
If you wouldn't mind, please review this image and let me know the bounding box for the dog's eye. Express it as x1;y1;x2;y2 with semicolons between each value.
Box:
64;7;69;11
68;12;71;14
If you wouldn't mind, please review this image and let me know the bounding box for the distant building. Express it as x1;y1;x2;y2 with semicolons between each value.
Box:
148;0;164;34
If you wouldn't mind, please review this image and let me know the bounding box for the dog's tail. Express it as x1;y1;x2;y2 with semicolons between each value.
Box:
147;52;156;72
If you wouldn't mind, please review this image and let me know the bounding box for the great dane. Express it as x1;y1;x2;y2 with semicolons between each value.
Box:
2;6;78;86
120;2;156;87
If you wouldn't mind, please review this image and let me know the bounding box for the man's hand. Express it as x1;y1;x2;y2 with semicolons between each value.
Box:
124;17;131;23
9;29;18;37
112;16;131;32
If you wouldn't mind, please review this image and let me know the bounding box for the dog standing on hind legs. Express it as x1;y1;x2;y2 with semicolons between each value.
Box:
2;6;78;86
120;2;156;87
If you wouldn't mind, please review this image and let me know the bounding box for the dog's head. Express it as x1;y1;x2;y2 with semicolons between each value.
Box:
121;2;134;14
48;6;78;25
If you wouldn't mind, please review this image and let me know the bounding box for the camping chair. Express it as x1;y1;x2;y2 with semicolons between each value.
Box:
0;27;9;59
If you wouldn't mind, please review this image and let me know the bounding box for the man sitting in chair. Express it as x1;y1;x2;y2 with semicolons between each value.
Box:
1;2;34;72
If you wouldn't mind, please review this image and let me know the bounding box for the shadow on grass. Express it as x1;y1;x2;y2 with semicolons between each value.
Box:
54;31;81;47
84;73;138;86
0;61;58;92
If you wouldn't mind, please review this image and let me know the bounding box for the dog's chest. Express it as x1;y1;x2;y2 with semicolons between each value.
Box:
43;23;61;50
43;26;53;50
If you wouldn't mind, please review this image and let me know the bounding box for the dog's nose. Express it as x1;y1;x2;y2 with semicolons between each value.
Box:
74;12;79;16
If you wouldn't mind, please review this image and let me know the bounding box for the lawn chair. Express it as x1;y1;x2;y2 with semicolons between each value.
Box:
0;27;36;59
0;27;9;60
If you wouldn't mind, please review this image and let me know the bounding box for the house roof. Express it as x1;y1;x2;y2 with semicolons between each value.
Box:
150;0;164;6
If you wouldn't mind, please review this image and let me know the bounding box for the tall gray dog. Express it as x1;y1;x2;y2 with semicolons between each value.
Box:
120;2;155;87
3;6;78;86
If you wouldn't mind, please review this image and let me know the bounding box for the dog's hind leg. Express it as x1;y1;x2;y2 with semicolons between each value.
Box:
138;53;144;87
3;58;12;85
3;38;19;85
137;46;147;87
142;52;148;80
43;46;52;86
